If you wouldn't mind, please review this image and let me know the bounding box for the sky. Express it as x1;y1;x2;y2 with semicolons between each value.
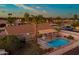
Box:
0;4;79;17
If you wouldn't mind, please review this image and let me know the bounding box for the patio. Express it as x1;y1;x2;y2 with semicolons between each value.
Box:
37;29;58;49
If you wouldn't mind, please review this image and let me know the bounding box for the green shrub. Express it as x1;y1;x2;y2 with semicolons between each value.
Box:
0;35;22;53
67;35;74;40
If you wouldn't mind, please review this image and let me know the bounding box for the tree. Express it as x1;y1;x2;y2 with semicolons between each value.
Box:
20;18;25;24
55;26;61;33
55;16;62;25
73;14;78;19
7;17;16;25
23;12;30;23
31;15;38;42
48;17;53;23
67;35;74;40
8;13;12;17
31;15;46;24
37;15;45;23
71;21;79;27
54;16;62;32
31;15;37;23
7;13;15;25
0;35;22;53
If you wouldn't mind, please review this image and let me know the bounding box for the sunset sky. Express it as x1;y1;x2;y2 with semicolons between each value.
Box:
0;4;79;17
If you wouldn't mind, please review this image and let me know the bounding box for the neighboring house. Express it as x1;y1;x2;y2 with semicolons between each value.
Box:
0;17;25;27
63;19;73;26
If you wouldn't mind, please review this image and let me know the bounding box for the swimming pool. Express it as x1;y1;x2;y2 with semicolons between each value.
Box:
48;38;70;48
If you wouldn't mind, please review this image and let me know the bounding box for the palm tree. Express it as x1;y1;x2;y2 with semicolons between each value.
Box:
31;15;36;23
54;16;62;35
31;15;38;42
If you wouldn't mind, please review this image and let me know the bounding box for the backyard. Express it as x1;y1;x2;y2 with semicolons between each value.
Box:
11;40;46;55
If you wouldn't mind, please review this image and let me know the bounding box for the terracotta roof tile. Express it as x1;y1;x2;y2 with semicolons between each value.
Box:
37;23;53;30
6;23;35;35
6;23;54;35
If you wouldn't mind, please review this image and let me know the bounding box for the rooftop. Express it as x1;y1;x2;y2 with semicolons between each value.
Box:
5;23;56;35
5;23;35;35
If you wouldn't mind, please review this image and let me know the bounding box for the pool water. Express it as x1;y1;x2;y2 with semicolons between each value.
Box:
48;38;70;48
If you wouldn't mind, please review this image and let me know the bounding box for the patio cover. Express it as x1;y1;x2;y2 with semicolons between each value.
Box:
38;29;57;34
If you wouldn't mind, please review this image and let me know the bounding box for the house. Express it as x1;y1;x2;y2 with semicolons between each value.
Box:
5;23;35;35
0;23;57;39
4;23;57;40
5;23;36;41
0;17;25;27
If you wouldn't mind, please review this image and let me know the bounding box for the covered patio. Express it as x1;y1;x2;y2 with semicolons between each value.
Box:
38;29;57;40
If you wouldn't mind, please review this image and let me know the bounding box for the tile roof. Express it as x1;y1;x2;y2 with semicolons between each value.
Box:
5;23;36;35
0;20;7;24
37;23;53;30
5;23;56;35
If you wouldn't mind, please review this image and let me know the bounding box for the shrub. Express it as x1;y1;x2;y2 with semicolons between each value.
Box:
0;35;22;53
67;35;74;40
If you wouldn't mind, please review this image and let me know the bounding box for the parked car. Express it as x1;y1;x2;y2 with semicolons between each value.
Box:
62;26;74;31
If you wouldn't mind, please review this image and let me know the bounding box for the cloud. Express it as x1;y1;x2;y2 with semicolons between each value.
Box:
14;4;49;17
15;4;36;12
15;4;43;14
35;6;41;9
42;10;47;13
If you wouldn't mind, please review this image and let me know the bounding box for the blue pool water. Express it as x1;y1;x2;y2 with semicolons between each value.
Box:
48;38;70;48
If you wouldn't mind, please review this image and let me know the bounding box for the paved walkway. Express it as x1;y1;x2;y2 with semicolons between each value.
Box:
37;38;50;49
60;30;79;40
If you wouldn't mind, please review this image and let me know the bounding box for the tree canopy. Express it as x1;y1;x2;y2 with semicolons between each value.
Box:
0;35;21;53
71;21;79;27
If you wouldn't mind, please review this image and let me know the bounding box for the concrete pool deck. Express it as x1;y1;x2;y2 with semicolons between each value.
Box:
37;38;50;49
46;30;79;55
